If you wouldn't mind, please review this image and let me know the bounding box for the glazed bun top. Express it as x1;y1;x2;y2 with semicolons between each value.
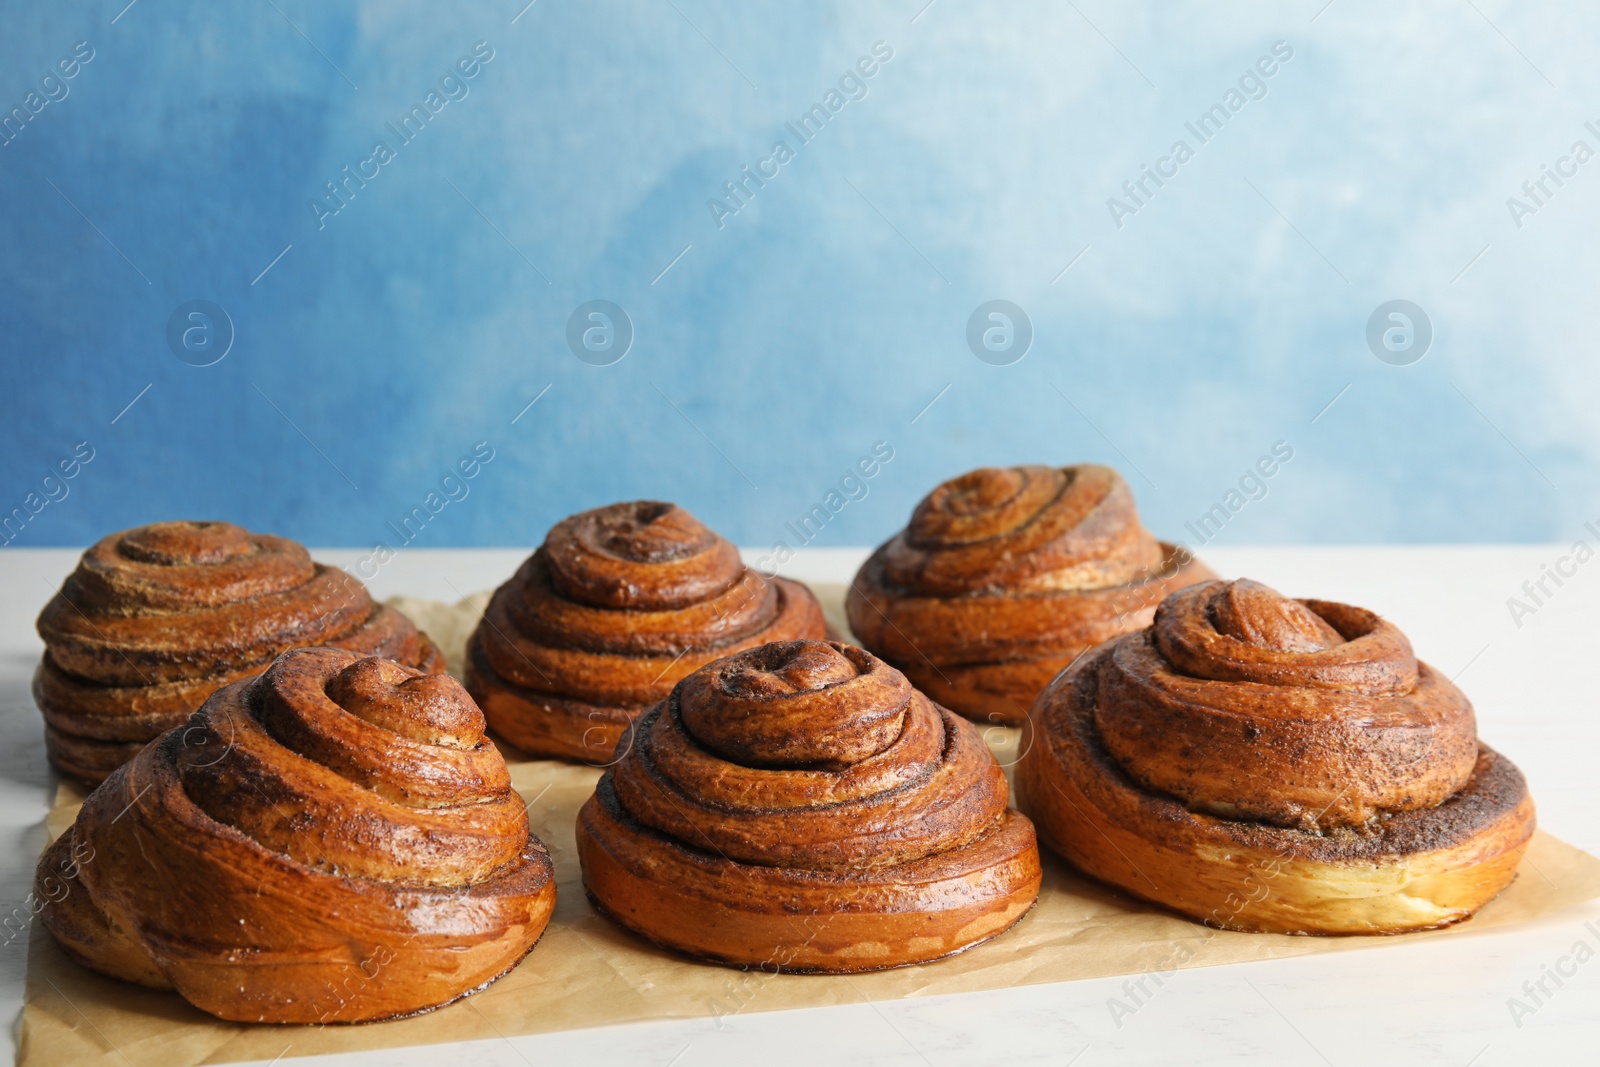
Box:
878;464;1167;596
608;640;1012;870
177;647;527;886
477;501;826;709
542;500;746;610
38;520;435;685
1091;579;1479;831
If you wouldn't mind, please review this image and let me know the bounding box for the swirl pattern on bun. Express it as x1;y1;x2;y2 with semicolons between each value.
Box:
577;640;1041;971
1017;579;1535;935
848;464;1213;726
35;520;444;783
465;501;826;762
36;647;555;1023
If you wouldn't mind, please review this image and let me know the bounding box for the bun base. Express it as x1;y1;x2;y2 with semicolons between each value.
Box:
37;620;445;786
42;726;149;786
850;543;1213;728
901;656;1070;729
465;575;827;765
576;777;1041;972
465;634;635;763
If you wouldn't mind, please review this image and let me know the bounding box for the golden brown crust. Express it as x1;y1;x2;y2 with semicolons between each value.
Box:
466;502;827;762
35;521;444;784
1097;581;1478;829
847;465;1213;727
1015;579;1536;935
575;640;1042;971
36;647;555;1023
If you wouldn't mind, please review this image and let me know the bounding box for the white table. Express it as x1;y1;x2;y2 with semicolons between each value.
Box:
3;546;1596;1066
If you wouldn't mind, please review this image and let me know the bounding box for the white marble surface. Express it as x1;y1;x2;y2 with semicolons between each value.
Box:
3;545;1599;1066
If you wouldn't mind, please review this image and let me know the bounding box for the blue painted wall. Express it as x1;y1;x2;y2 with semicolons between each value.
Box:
2;1;1594;552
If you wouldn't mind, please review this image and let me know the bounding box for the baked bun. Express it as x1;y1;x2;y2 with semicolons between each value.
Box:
1016;578;1536;935
465;501;827;762
36;646;555;1023
35;520;444;783
576;639;1041;971
848;464;1212;726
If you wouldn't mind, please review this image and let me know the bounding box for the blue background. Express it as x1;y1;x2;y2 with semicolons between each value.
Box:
2;0;1595;553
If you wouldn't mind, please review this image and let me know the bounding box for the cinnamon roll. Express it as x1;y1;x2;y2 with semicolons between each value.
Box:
576;639;1041;971
848;464;1213;726
1016;579;1536;935
465;501;826;762
35;520;445;784
36;646;556;1024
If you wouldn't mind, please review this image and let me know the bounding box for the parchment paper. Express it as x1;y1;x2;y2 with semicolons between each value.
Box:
19;585;1600;1067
